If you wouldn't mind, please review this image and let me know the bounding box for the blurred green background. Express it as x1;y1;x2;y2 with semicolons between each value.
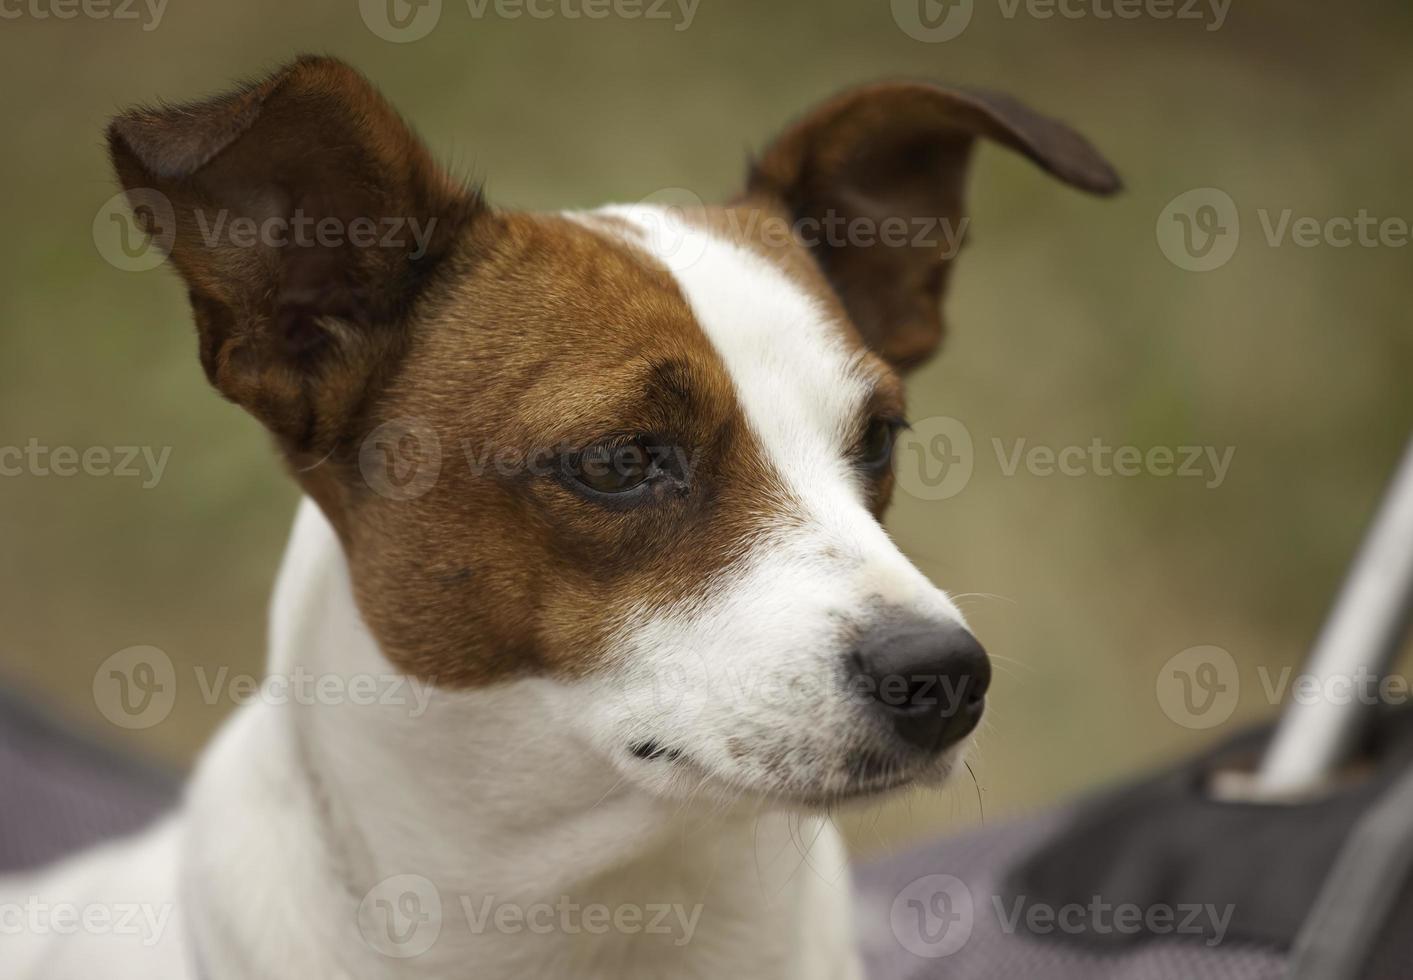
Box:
1;0;1410;857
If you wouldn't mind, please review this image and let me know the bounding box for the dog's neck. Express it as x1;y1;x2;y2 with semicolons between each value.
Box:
180;500;860;980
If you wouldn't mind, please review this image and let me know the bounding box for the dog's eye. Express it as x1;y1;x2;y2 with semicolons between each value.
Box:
857;418;900;471
567;439;653;496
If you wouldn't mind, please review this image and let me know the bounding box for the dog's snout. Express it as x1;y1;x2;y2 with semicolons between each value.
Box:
849;624;990;753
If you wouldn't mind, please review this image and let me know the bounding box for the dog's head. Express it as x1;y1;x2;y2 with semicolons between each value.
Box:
108;57;1117;808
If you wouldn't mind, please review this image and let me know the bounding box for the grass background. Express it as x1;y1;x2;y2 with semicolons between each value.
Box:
1;0;1410;856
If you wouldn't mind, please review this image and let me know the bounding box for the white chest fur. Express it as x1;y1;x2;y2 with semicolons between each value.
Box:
0;500;862;980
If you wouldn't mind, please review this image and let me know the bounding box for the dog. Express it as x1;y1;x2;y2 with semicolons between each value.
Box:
1;56;1117;979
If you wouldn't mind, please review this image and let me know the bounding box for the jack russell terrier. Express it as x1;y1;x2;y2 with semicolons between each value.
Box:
2;56;1117;979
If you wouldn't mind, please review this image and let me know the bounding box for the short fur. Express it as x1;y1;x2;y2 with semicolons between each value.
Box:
1;57;1117;979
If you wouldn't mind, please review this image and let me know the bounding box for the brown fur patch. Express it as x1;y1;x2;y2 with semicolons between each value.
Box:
107;58;1118;692
107;55;483;455
325;212;804;685
744;81;1121;371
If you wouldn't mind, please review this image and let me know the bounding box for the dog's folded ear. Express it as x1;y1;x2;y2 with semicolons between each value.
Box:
107;55;483;455
745;82;1121;372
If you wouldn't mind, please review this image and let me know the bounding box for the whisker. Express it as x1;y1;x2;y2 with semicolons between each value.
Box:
964;760;985;823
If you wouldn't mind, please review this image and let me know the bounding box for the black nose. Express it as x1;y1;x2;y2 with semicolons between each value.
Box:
848;624;991;753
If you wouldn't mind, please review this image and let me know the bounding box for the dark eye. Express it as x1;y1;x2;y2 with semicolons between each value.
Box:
567;439;652;496
857;418;900;471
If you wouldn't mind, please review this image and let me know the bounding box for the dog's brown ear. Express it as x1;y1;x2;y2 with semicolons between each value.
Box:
745;83;1121;372
107;55;482;454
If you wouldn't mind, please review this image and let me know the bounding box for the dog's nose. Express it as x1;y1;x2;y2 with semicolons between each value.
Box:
849;624;991;753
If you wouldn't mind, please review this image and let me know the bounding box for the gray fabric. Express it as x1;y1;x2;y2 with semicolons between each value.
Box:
0;686;178;873
1289;760;1413;980
853;812;1288;980
999;714;1413;951
1362;872;1413;978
